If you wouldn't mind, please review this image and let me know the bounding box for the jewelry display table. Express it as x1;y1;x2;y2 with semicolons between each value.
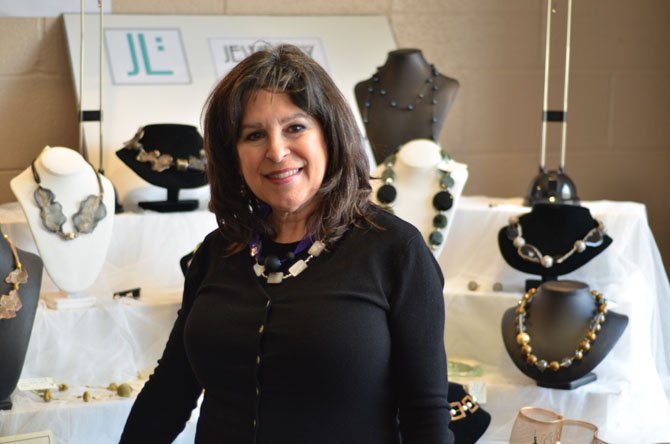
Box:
0;197;668;443
440;197;670;442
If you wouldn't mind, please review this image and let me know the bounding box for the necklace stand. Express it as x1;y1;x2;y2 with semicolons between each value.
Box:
371;139;468;259
10;146;115;309
0;236;43;410
525;0;580;205
501;280;628;389
498;203;612;290
115;124;207;213
355;49;459;165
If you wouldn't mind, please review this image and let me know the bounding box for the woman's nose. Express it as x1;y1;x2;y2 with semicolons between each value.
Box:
265;134;290;163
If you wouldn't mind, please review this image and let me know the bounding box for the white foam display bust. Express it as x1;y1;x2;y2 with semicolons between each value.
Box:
371;139;468;258
10;146;115;307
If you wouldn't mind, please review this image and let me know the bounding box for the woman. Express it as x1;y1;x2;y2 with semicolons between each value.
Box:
120;44;453;444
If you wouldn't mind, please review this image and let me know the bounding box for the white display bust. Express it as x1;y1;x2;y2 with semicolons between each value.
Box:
371;139;468;259
10;146;115;300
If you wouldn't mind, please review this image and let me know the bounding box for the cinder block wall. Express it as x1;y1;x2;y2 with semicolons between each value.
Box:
1;0;668;276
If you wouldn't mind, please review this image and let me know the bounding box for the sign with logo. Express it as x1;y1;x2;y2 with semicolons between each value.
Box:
208;37;328;78
105;29;191;84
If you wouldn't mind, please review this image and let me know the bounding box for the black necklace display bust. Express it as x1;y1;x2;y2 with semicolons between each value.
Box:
116;124;207;212
355;48;459;164
501;280;628;390
498;203;612;287
0;238;43;410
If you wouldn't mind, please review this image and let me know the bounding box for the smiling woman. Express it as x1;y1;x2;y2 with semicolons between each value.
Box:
236;90;328;241
120;44;454;444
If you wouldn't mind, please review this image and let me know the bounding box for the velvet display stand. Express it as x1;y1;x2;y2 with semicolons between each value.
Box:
448;382;491;443
116;124;207;212
0;245;43;410
498;203;612;290
354;48;459;165
497;204;626;389
501;280;628;390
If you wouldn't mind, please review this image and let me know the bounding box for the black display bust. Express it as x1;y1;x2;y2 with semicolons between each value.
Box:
501;280;628;389
116;124;207;212
354;49;459;164
0;238;43;410
498;203;612;288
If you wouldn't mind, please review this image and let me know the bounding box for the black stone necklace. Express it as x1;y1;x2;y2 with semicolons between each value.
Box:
362;64;441;136
376;152;455;251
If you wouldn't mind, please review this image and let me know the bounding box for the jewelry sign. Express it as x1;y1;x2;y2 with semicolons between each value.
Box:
105;28;191;84
208;37;328;78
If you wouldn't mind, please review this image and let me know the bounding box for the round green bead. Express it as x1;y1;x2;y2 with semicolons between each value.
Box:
433;214;448;229
381;168;396;182
440;173;455;189
429;230;444;246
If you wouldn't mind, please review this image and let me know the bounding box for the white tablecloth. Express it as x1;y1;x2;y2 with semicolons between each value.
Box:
1;197;669;443
439;197;670;443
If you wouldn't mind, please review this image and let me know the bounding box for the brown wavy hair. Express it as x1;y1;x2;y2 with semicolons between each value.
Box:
202;44;374;253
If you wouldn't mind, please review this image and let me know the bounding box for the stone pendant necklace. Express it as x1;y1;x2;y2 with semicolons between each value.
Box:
376;152;454;251
31;158;107;240
0;232;29;320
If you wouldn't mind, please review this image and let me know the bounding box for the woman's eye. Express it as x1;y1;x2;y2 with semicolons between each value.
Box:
244;131;263;141
287;124;305;133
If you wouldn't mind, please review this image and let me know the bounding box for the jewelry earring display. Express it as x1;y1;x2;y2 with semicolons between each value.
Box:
376;151;454;251
31;159;107;241
122;127;207;173
514;288;608;372
506;215;605;268
0;233;29;320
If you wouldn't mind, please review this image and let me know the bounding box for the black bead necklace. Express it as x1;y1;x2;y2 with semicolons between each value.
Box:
376;152;455;251
362;64;441;138
249;233;325;284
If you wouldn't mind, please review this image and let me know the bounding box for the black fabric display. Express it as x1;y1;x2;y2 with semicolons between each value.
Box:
447;382;491;443
121;209;454;443
498;203;612;283
501;280;628;389
116;124;207;212
355;49;459;164
0;241;43;410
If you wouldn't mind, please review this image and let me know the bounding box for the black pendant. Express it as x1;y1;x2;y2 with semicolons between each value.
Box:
377;184;397;205
433;190;453;211
264;255;282;272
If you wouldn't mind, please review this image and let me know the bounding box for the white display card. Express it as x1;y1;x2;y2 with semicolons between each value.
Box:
0;431;54;444
208;37;328;78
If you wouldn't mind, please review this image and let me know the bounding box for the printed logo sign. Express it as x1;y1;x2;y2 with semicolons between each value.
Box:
105;29;191;84
208;37;328;78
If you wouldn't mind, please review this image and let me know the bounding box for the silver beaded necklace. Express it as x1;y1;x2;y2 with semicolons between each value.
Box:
506;216;606;268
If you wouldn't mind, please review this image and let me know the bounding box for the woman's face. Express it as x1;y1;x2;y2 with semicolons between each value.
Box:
236;90;328;217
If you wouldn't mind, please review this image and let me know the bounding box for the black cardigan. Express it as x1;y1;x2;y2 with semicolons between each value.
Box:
120;210;453;444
